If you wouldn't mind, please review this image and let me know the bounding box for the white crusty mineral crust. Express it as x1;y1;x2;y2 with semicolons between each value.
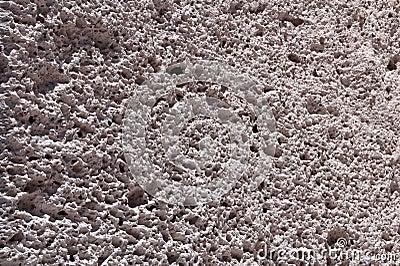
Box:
1;0;400;265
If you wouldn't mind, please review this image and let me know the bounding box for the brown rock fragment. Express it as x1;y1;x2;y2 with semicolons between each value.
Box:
231;248;243;261
387;55;400;71
279;12;304;26
288;53;301;63
127;186;147;208
166;251;180;264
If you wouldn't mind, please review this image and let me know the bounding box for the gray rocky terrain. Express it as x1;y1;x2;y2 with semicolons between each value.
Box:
1;0;400;265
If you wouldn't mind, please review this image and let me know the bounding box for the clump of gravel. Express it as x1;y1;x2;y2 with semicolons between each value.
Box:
1;0;400;265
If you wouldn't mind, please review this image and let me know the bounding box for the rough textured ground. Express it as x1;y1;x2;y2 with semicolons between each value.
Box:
1;0;400;265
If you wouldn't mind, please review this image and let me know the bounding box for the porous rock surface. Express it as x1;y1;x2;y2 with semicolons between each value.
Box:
1;0;400;265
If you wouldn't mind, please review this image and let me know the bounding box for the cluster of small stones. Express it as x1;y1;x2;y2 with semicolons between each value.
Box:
1;0;400;265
